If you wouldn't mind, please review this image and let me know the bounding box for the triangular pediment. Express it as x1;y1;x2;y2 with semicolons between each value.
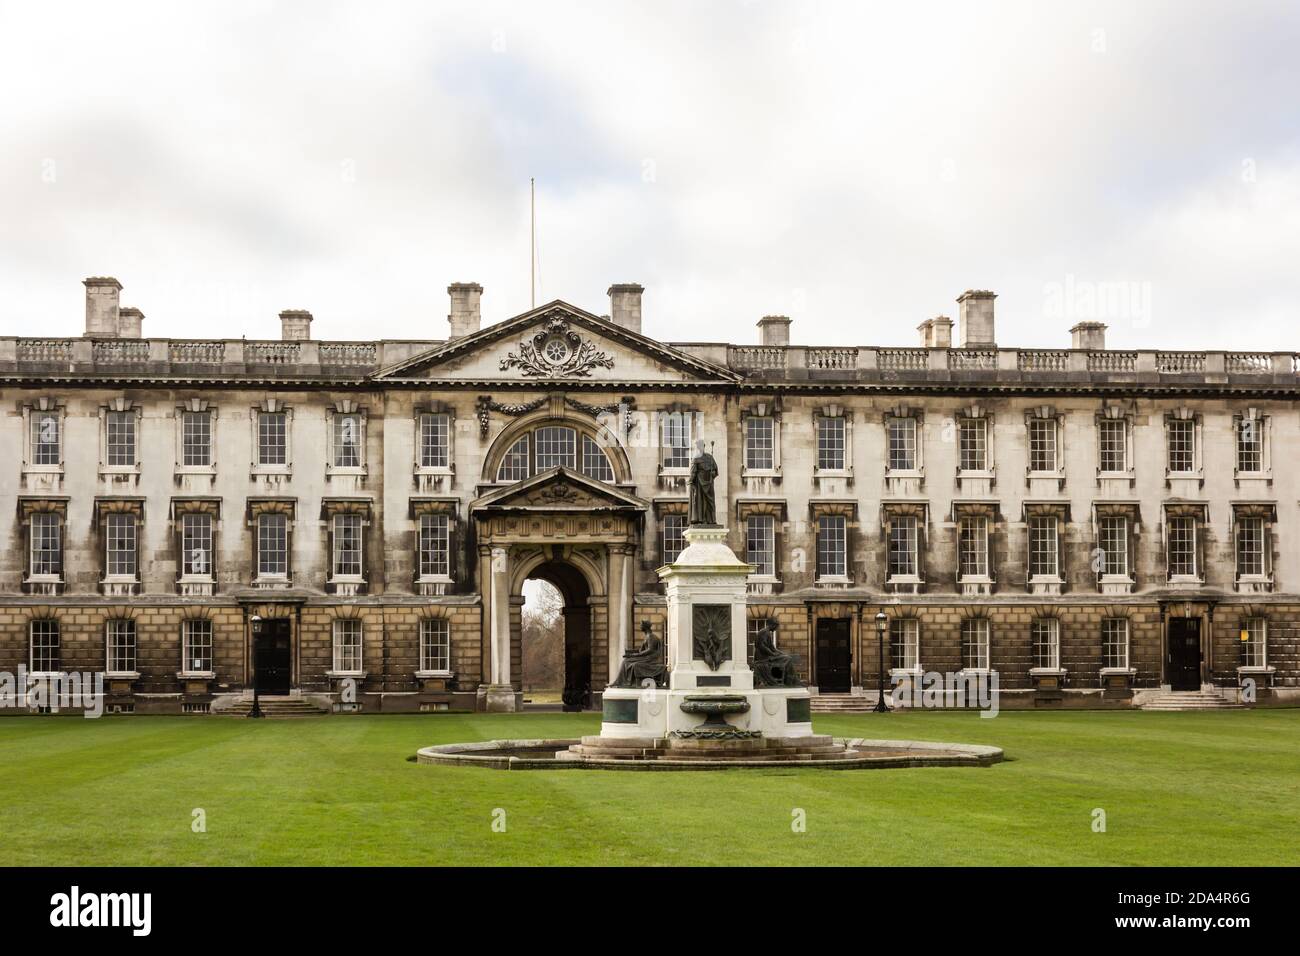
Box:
371;300;739;385
471;467;648;513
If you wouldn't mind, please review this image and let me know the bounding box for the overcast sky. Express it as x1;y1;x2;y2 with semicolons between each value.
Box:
2;0;1297;350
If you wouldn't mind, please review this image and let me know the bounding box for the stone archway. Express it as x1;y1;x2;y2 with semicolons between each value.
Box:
523;559;594;710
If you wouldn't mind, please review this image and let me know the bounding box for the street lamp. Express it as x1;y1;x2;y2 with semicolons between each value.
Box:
249;616;264;719
874;610;890;713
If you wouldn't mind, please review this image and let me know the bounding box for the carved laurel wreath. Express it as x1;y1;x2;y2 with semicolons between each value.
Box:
499;318;615;378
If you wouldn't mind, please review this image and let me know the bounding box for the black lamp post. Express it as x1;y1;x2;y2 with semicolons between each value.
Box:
874;610;890;713
249;616;264;719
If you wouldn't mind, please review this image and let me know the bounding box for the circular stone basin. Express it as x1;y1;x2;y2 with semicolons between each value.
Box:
678;695;751;717
415;737;1004;771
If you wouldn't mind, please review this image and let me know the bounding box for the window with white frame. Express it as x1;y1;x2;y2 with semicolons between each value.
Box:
418;514;450;579
817;416;845;470
106;410;136;466
746;515;775;576
30;619;60;673
886;416;917;471
105;514;137;578
419;412;450;469
661;413;692;469
257;513;289;578
182;410;212;467
961;618;990;670
1166;418;1195;474
182;619;213;673
181;513;213;577
257;411;288;466
1028;515;1060;578
958;417;987;472
887;515;918;578
661;513;686;565
1028;418;1058;472
745;416;774;470
890;618;919;670
957;515;989;578
420;618;451;673
497;435;529;481
1236;417;1263;473
816;515;847;579
30;513;61;578
1236;516;1265;578
1101;618;1129;669
331;619;363;674
581;435;615;481
1031;618;1060;669
1167;515;1198;578
535;426;576;470
31;411;61;466
746;617;770;664
1241;618;1266;668
1098;515;1129;577
332;513;363;578
333;413;362;468
1098;418;1127;474
106;619;137;674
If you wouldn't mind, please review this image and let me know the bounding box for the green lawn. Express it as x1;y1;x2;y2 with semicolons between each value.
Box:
1;709;1296;866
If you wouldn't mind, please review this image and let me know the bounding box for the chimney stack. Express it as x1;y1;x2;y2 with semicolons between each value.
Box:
117;307;144;339
957;290;996;347
1070;321;1107;350
607;283;644;334
279;309;313;341
447;282;482;339
918;316;953;348
83;277;122;337
757;315;791;347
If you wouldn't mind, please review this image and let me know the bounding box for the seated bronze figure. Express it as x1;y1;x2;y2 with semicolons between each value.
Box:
611;620;667;689
751;619;802;688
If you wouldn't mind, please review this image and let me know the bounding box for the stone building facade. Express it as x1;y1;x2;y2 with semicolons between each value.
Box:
1;276;1296;713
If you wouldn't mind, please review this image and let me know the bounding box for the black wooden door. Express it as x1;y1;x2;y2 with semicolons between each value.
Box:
254;619;292;695
1167;618;1201;691
815;618;852;693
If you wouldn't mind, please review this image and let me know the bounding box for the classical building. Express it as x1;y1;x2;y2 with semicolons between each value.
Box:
1;276;1296;713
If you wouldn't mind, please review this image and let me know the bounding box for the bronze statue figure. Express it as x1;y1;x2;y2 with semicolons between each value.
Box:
688;439;718;527
751;619;802;688
611;620;667;689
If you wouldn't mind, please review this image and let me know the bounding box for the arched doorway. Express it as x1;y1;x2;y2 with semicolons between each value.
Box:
523;559;594;710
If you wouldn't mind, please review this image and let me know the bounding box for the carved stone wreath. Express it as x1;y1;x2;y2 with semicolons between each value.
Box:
499;318;615;378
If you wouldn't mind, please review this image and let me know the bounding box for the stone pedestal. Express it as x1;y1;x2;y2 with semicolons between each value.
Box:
477;684;519;712
600;525;812;740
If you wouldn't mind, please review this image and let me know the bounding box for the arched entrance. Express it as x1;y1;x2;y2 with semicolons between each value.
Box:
524;559;593;710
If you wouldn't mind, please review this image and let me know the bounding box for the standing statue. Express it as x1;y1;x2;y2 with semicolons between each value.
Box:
688;440;719;527
751;619;802;688
611;620;667;689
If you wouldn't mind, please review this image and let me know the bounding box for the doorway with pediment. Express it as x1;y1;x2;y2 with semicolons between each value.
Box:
471;469;647;712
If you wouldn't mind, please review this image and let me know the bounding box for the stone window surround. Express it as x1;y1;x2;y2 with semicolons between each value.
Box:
955;404;994;479
810;500;855;585
321;498;372;590
740;399;782;479
652;498;688;567
1232;408;1271;483
104;616;141;679
18;497;68;592
1091;501;1140;592
415;609;454;678
98;398;142;479
170;497;221;591
1029;615;1064;676
1022;501;1068;591
656;404;698;475
414;401;456;477
952;500;999;588
1163;407;1204;486
326;399;368;477
20;397;65;477
881;501;928;589
813;403;853;478
174;398;217;477
178;613;216;679
327;613;367;680
1161;501;1207;585
889;616;923;677
1230;502;1277;591
250;398;294;476
410;498;458;587
1024;405;1065;486
1094;402;1135;484
93;497;145;594
246;497;296;586
735;499;786;585
883;404;924;479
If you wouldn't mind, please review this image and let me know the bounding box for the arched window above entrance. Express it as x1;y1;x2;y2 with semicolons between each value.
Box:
494;424;616;483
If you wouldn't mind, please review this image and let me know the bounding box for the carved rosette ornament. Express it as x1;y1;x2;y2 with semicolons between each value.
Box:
499;317;615;378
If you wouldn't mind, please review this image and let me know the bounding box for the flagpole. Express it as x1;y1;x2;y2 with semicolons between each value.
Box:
530;177;535;309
